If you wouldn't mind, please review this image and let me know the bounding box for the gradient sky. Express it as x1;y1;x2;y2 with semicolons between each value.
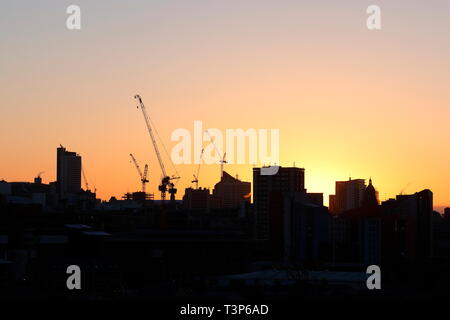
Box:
1;1;449;211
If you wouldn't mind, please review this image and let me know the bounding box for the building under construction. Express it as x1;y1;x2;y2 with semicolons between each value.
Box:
122;191;154;202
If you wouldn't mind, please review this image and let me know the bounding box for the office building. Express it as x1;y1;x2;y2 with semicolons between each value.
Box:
253;166;306;240
382;189;433;262
57;145;81;196
329;178;366;214
269;191;330;263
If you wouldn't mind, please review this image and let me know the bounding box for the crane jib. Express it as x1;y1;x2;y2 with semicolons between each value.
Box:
134;94;180;201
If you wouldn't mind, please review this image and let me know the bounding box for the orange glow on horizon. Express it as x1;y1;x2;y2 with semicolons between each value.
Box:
1;2;449;212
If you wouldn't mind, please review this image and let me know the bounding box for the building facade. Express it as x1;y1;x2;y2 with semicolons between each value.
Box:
329;178;366;214
57;145;81;196
211;171;250;209
253;166;306;240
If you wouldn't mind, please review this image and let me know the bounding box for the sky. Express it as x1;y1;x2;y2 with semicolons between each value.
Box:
1;0;449;211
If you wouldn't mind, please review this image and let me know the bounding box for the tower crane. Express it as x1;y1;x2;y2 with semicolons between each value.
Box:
205;130;227;178
134;94;180;201
82;167;90;191
130;153;149;193
191;148;204;189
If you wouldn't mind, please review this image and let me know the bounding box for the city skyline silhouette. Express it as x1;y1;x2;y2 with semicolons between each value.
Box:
1;142;448;214
2;2;450;210
2;0;450;304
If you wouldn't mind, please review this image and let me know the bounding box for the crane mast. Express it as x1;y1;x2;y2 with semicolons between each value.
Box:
192;148;204;189
130;153;149;193
220;152;227;178
135;95;167;178
134;94;179;201
82;167;90;191
205;130;227;178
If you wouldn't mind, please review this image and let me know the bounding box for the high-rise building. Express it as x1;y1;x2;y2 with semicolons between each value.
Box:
57;145;81;196
253;166;305;240
211;171;251;209
330;178;366;214
331;180;382;265
269;191;330;263
381;189;433;262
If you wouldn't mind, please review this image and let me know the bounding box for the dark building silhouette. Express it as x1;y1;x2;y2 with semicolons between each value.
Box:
381;189;434;263
329;194;336;213
211;171;250;209
122;191;154;202
433;208;450;260
0;144;96;210
331;180;382;265
361;179;379;208
329;178;366;214
57;145;81;196
183;187;210;211
1;140;448;300
0;174;56;208
253;166;306;240
269;191;330;264
34;175;42;184
444;207;450;220
307;193;324;206
329;181;434;267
